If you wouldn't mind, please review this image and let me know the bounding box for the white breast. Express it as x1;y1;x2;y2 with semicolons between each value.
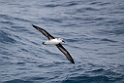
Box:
44;38;61;45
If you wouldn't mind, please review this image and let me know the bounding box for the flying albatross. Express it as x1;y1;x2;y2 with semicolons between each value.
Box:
32;24;75;64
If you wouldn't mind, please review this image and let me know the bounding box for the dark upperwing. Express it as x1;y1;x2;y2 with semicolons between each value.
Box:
32;24;54;40
56;44;75;64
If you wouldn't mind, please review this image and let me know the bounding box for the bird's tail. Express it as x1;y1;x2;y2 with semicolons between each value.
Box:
42;42;46;45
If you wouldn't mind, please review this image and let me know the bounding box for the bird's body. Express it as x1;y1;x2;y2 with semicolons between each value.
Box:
43;38;64;45
32;24;75;64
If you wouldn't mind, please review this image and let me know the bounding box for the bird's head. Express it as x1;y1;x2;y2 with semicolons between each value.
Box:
57;38;65;43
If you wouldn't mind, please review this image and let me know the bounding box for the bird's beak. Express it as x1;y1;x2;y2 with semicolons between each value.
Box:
62;40;65;43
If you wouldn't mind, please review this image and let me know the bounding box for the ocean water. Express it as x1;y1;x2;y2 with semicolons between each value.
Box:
0;0;124;83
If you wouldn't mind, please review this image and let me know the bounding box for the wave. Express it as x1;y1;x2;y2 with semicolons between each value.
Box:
0;30;16;44
2;79;34;83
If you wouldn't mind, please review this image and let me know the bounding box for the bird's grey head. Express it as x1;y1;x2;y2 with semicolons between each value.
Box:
57;38;65;43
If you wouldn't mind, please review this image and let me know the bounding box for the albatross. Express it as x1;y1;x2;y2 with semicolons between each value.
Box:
32;24;75;64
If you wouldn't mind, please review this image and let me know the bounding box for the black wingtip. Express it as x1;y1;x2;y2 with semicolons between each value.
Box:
71;60;75;64
32;24;36;28
32;24;39;30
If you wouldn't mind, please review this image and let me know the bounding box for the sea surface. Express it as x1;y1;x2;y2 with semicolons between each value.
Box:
0;0;124;83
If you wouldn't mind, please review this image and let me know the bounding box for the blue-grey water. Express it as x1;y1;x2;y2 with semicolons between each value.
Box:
0;0;124;83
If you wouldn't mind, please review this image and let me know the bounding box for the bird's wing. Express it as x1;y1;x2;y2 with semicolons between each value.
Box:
56;44;75;64
32;24;55;40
